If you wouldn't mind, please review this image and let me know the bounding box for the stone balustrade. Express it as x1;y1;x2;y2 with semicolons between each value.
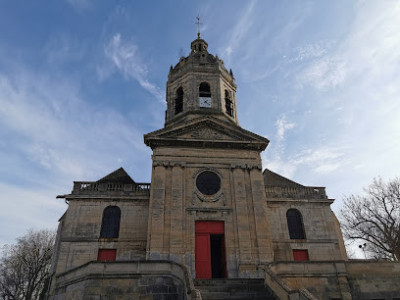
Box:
265;186;327;200
72;181;151;195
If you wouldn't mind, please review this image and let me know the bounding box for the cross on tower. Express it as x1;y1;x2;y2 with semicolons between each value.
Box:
196;15;202;39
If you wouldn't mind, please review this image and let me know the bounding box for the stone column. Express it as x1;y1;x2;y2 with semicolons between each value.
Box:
249;168;274;263
169;164;185;263
232;167;252;266
147;164;166;260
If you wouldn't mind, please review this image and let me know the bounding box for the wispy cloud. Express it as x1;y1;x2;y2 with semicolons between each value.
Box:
44;33;86;64
0;65;151;247
292;147;347;174
264;115;346;179
297;55;347;90
0;183;66;247
221;1;257;64
104;33;164;102
269;1;400;191
0;67;148;183
291;41;331;62
66;0;92;11
276;115;295;142
262;114;296;178
264;144;347;180
296;2;400;93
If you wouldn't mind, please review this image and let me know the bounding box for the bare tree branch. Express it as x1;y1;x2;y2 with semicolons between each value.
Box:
339;177;400;261
0;229;55;300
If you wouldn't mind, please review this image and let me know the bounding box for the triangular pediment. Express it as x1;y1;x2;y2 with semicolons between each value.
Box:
144;117;269;151
174;125;233;140
158;121;251;141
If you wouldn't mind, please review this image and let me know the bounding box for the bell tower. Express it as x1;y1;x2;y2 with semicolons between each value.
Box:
165;35;238;125
145;33;272;279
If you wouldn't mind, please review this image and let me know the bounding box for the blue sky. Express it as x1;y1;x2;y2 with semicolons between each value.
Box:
0;1;399;254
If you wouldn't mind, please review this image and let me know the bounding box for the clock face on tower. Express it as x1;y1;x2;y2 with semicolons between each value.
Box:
199;97;212;108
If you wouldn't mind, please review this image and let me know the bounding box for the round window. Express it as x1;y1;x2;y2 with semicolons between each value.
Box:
196;171;221;195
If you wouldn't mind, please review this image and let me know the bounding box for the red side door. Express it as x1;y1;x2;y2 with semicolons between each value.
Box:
195;233;212;278
195;221;225;279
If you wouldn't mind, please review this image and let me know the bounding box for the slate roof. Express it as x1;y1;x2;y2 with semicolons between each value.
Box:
96;167;136;184
263;168;304;187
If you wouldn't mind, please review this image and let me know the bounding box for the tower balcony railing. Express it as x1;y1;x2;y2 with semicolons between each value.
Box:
265;186;328;200
72;181;151;195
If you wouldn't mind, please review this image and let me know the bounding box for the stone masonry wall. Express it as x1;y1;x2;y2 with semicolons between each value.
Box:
147;146;273;278
55;197;149;275
51;261;190;300
346;261;400;300
267;200;347;262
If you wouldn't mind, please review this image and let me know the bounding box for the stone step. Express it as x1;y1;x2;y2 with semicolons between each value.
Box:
193;278;277;300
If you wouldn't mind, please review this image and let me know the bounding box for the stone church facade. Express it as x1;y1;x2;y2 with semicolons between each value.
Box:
48;36;400;300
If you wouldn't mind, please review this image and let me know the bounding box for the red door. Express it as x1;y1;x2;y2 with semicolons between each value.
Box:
195;233;211;278
195;221;225;279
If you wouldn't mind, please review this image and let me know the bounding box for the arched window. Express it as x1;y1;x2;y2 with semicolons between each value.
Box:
286;209;306;239
199;82;211;98
175;87;183;114
100;206;121;238
224;90;233;117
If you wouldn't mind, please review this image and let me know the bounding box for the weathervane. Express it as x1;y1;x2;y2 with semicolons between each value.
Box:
196;15;202;39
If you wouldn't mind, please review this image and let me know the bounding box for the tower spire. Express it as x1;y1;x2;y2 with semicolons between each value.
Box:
196;15;202;39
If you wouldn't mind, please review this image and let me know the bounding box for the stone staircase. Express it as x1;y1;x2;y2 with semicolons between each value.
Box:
193;278;277;300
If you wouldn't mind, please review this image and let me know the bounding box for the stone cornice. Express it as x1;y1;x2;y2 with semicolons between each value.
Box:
145;117;269;151
151;161;262;171
186;207;232;212
266;198;334;204
230;163;262;170
146;138;267;151
152;161;186;168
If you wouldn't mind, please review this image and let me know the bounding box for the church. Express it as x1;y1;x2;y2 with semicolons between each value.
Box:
48;34;400;300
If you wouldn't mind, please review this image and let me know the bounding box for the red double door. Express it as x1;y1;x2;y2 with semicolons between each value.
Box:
195;221;227;279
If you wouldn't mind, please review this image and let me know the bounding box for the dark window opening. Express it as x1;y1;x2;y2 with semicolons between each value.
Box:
224;90;233;117
175;87;183;114
293;249;309;261
97;249;116;261
199;82;211;97
100;206;121;239
287;209;306;239
210;234;226;278
196;171;221;195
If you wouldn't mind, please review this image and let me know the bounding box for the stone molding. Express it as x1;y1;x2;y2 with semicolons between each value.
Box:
186;207;232;214
194;190;226;205
152;161;187;168
230;163;262;170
